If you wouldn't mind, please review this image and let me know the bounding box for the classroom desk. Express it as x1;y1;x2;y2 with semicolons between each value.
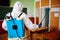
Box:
30;27;48;40
0;33;8;40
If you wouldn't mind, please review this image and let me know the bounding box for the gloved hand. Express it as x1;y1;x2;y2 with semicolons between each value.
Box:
38;22;42;28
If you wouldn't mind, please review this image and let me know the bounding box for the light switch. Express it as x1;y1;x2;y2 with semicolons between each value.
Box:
54;13;59;17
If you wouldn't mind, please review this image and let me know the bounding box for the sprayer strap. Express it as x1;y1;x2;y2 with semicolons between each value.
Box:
18;13;23;17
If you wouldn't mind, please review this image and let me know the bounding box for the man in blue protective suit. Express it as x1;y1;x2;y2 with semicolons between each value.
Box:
2;1;42;40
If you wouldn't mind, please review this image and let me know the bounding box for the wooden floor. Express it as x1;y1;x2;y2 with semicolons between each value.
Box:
0;29;60;40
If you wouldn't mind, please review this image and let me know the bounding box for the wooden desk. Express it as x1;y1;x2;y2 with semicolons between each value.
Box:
0;34;8;40
31;27;48;32
0;27;48;40
30;27;48;40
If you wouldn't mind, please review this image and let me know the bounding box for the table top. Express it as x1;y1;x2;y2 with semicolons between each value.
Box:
31;27;48;32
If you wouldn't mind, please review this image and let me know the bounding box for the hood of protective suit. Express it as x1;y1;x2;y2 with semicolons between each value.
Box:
11;1;23;18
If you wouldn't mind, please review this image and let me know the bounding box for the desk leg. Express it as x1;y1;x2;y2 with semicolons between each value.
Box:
30;31;33;40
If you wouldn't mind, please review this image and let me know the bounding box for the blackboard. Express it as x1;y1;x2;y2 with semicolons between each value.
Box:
0;7;27;20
